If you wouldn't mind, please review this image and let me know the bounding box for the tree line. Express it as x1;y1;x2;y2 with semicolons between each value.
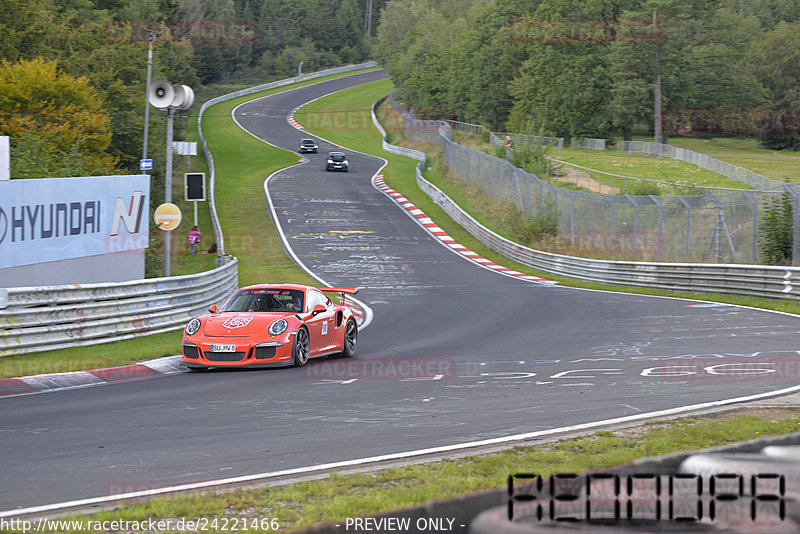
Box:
0;0;384;180
373;0;800;149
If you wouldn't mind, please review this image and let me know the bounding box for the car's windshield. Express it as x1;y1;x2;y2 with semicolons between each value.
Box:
330;153;346;161
220;289;304;313
302;139;315;145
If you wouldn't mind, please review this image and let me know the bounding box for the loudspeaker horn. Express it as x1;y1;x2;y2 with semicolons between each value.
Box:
180;86;195;110
148;81;174;109
171;84;195;111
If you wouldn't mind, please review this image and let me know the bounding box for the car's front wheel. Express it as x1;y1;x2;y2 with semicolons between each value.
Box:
293;327;310;366
341;318;357;358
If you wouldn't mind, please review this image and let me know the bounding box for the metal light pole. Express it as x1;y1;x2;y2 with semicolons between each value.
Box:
148;81;194;278
365;0;373;34
164;106;174;276
143;30;156;160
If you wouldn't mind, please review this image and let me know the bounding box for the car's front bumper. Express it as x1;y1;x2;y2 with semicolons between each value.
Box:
181;337;294;368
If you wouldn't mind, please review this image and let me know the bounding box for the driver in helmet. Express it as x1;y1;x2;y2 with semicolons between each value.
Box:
285;294;303;312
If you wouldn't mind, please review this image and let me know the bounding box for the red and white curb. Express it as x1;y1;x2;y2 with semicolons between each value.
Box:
373;175;555;285
0;356;184;398
0;301;371;399
346;305;366;325
288;105;304;129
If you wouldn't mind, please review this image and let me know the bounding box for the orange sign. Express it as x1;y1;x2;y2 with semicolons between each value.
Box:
154;203;182;231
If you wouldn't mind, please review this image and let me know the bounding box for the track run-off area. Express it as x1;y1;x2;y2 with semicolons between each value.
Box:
2;69;800;517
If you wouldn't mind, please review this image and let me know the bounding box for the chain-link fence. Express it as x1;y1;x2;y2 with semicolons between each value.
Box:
395;108;799;264
617;140;781;191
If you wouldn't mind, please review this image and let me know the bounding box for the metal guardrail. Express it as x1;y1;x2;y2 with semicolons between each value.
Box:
0;259;238;356
373;97;800;301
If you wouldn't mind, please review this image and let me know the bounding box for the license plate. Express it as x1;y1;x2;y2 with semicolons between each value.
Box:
210;344;237;352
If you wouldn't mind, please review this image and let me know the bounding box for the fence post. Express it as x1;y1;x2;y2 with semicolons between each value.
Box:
678;196;692;262
512;166;526;212
742;190;758;264
567;190;576;245
649;195;664;262
626;195;638;254
606;196;615;234
784;184;800;266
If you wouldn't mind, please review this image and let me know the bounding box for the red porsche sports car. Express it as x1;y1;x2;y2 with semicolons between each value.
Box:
181;284;359;370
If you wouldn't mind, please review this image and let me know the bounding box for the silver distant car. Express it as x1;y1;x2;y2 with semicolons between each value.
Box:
299;139;318;153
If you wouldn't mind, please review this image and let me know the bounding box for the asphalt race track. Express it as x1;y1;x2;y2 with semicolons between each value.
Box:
3;69;800;514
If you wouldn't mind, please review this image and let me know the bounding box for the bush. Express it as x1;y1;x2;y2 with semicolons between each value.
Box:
508;142;550;177
759;192;794;265
509;202;559;246
760;132;800;151
623;180;661;196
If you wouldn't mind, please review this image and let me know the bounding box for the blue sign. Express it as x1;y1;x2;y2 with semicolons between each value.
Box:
139;159;153;171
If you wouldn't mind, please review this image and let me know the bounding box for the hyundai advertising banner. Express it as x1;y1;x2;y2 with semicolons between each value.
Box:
0;175;150;269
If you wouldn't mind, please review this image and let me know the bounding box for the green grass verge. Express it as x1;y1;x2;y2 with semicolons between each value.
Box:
15;409;799;533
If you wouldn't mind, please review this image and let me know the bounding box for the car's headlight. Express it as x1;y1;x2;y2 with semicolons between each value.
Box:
185;318;201;335
268;318;288;336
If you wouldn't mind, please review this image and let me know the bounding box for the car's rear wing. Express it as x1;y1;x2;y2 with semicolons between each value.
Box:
319;287;359;295
320;287;360;307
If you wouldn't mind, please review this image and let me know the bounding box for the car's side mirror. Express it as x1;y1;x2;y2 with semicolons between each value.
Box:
208;304;219;314
311;304;326;316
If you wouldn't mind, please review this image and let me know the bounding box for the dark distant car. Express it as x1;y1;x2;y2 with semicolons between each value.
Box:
299;139;318;153
326;152;349;172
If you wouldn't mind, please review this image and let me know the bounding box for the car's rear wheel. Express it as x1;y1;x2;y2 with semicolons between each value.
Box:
293;327;310;367
341;318;357;358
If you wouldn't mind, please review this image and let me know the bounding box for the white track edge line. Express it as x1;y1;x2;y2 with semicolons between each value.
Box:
5;382;800;519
